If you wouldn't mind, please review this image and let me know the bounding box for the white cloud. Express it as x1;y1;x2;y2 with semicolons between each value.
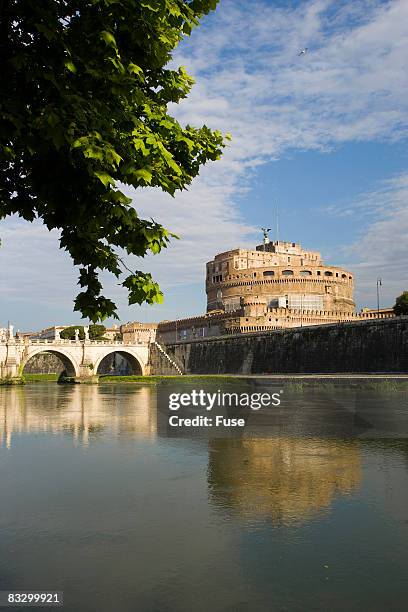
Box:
325;173;408;306
1;0;407;326
0;219;76;303
173;0;408;152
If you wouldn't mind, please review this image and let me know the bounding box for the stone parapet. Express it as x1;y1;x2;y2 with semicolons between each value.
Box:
152;316;408;375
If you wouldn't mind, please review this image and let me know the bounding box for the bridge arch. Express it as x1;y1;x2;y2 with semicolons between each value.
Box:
94;349;144;376
22;348;79;377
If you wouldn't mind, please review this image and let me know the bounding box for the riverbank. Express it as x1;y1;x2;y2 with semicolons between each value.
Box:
0;377;25;385
18;372;408;390
22;373;242;384
24;373;59;382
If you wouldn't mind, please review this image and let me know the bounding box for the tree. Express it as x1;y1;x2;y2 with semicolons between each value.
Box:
393;291;408;316
60;324;106;340
0;0;226;322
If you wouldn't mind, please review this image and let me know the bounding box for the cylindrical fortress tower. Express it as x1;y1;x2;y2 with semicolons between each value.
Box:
206;240;355;314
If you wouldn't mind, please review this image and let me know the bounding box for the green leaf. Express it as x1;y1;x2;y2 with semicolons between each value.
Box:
133;168;152;183
94;171;115;187
128;63;144;78
140;1;160;12
183;22;193;35
64;60;77;73
101;31;117;48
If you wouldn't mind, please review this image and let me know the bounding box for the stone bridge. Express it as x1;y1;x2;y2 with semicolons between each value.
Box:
0;333;151;382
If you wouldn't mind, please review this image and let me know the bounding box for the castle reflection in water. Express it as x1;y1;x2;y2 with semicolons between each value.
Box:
207;438;361;525
0;385;363;526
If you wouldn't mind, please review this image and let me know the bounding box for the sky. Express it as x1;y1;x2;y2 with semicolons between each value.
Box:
1;0;408;331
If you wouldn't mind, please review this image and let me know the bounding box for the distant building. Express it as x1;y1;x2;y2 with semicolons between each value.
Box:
103;325;122;340
15;331;35;340
29;326;68;340
360;307;395;316
29;324;122;341
121;322;158;344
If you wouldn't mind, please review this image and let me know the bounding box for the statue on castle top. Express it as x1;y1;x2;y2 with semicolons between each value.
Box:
83;325;89;341
261;227;271;245
8;323;14;340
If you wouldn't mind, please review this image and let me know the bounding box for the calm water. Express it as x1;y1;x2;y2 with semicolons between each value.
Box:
1;383;408;612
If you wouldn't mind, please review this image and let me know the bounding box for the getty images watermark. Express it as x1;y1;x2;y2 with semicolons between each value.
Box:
164;389;283;429
159;383;408;439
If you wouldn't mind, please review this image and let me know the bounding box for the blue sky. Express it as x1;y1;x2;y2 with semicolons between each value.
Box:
1;0;408;331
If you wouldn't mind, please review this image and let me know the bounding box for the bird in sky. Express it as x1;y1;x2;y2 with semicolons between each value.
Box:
298;48;308;56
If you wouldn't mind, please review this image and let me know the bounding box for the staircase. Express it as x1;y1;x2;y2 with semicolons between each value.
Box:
151;341;184;375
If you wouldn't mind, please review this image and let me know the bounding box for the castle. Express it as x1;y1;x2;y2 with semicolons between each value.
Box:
121;235;394;344
206;239;355;314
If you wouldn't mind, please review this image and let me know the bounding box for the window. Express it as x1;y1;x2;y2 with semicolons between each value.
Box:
342;274;347;279
300;270;312;277
263;270;275;277
282;270;294;276
317;271;321;276
324;271;333;277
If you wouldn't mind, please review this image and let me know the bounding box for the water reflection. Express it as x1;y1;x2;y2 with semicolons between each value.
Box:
208;438;361;525
1;384;363;526
0;384;157;448
1;384;408;611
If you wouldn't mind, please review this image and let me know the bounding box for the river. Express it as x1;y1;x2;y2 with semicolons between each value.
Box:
1;382;408;611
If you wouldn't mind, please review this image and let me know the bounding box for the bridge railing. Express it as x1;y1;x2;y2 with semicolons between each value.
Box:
0;338;149;346
28;339;128;345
